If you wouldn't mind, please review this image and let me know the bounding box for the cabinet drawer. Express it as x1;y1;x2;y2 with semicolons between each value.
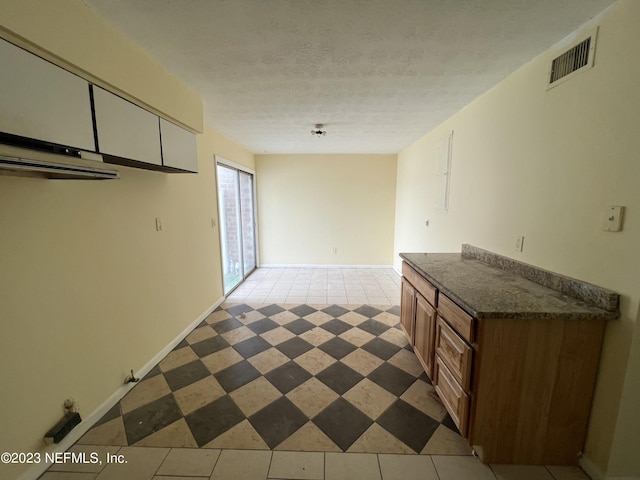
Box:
438;294;474;343
402;262;437;306
434;355;469;437
436;316;472;390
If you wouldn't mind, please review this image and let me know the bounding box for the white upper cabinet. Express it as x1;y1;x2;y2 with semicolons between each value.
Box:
0;38;94;151
160;118;198;173
93;86;162;166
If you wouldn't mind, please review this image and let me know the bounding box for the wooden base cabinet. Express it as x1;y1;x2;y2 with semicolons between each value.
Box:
400;260;607;466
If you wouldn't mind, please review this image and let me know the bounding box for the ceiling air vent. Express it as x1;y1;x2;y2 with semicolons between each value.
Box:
547;27;598;89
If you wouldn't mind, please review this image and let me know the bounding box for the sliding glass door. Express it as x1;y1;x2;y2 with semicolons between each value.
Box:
217;162;256;295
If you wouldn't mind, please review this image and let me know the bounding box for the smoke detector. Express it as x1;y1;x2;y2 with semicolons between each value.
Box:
310;124;326;136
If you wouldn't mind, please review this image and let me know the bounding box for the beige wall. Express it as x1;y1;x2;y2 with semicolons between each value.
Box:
256;154;397;266
0;2;254;478
394;0;639;476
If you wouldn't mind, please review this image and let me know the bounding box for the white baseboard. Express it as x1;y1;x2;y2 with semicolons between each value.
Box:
18;297;225;480
259;264;395;269
580;455;640;480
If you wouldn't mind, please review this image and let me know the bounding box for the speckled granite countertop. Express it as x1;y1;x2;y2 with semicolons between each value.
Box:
400;245;619;320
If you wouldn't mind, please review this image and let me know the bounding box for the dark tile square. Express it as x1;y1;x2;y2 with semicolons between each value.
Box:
163;360;210;391
276;337;314;359
322;305;350;317
257;304;286;317
190;336;230;357
313;397;373;451
442;412;460;434
233;336;272;359
212;317;243;334
318;337;357;360
174;338;189;350
316;362;364;395
225;304;255;316
418;371;432;385
249;397;308;448
265;361;312;394
283;318;315;335
320;318;352;335
354;305;384;318
367;363;415;396
247;318;280;334
357;319;391;336
145;364;162;379
361;338;401;360
289;305;318;317
377;399;440;452
185;395;245;446
123;394;182;445
94;403;121;428
386;305;401;316
214;360;262;392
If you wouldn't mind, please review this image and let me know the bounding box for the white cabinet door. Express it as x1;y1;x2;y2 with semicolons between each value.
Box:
0;38;94;151
160;118;198;173
93;86;162;166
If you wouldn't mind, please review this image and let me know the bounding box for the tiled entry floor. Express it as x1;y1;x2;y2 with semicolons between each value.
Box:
76;302;468;454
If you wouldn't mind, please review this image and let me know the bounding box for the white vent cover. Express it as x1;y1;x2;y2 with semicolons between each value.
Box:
547;27;598;89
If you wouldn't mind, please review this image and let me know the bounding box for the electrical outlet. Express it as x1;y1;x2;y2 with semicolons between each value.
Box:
515;235;524;252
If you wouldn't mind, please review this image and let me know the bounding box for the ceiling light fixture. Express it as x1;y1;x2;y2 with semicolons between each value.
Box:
310;124;326;136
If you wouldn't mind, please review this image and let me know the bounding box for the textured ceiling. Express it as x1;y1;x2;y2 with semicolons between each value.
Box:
82;0;615;154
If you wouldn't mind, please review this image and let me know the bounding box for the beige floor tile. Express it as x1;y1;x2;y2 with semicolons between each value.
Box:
325;452;382;480
295;348;337;375
286;377;339;417
328;296;349;303
155;448;220;477
421;425;472;455
340;349;384;376
185;325;217;344
343;379;396;419
347;424;413;454
378;454;439;480
238;310;267;324
378;328;409;347
76;417;127;446
230;377;283;416
261;326;296;345
269;451;324;480
158;347;199;373
48;445;120;473
200;347;244;374
93;446;169;480
173;376;226;415
40;473;98;480
270;310;300;325
299;327;335;347
338;328;376;347
133;418;198;448
491;465;555;480
338;311;368;326
400;381;447;421
221;325;256;345
286;296;308;304
431;455;497;480
205;310;232;324
368;297;391;305
388;349;424;377
303;311;335;326
545;466;591;480
247;347;290;374
203;419;269;450
210;449;272;480
275;422;342;452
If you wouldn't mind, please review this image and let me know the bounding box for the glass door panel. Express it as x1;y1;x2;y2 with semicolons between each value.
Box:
239;171;256;275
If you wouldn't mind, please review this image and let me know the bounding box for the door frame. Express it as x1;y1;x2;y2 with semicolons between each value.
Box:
214;155;259;295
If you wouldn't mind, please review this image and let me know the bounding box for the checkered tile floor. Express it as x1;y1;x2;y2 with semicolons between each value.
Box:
78;303;470;455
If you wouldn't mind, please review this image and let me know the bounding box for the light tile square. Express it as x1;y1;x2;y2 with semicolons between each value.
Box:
545;466;591;480
200;346;244;374
299;327;335;346
388;348;426;376
343;378;397;419
173;376;226;415
269;451;324;480
210;449;272;480
91;446;169;480
491;465;555;480
230;377;283;416
295;347;337;375
120;375;172;414
400;381;447;421
340;349;384;376
247;347;290;374
325;452;381;480
432;455;497;480
286;377;339;418
155;448;220;477
339;328;376;348
221;325;256;345
159;347;199;372
261;325;296;345
48;445;119;473
185;326;217;345
378;454;439;480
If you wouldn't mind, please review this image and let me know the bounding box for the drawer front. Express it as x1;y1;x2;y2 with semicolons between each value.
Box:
436;316;472;390
438;294;474;342
402;262;438;306
434;355;469;437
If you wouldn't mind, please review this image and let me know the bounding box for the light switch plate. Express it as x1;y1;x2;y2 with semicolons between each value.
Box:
604;206;624;232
